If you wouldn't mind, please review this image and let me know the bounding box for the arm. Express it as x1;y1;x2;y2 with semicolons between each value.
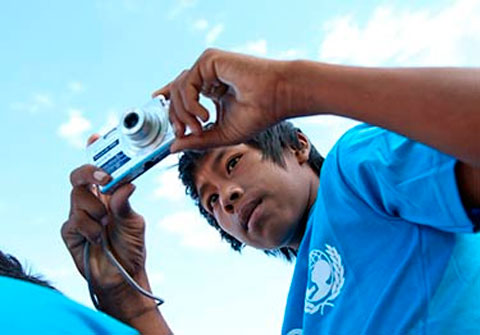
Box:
154;49;480;207
285;61;480;209
284;62;480;168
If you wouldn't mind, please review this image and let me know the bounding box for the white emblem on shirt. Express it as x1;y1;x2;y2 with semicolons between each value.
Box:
305;244;345;315
286;329;303;335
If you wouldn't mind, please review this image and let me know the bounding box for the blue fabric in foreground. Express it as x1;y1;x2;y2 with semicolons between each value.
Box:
0;276;138;335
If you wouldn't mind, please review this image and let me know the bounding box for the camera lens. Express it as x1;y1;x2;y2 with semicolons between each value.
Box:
124;112;139;129
120;98;170;151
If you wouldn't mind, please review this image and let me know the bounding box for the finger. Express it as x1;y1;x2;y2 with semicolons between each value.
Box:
214;99;224;123
179;68;210;122
194;49;232;95
169;105;185;138
87;133;100;147
180;82;210;122
61;219;84;252
109;183;137;219
170;88;203;136
67;210;104;245
70;186;108;222
70;165;112;187
61;219;87;275
170;129;225;153
152;83;171;99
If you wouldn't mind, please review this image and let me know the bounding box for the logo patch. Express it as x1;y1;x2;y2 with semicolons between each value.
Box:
305;244;345;315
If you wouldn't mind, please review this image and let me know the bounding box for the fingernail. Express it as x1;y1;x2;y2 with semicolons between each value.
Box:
93;171;109;182
172;123;178;136
100;216;109;226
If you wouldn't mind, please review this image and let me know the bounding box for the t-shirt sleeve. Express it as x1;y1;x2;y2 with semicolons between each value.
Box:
332;124;476;233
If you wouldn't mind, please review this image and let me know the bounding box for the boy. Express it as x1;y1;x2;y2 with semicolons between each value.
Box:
62;49;480;334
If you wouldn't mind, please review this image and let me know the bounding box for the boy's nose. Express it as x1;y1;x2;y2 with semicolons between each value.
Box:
221;187;242;214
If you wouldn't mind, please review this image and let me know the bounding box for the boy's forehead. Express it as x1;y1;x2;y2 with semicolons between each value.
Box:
193;143;250;189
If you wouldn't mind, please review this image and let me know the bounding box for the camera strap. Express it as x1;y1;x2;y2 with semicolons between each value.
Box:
83;241;164;311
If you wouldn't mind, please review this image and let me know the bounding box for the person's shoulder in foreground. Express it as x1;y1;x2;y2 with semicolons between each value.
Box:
0;276;138;335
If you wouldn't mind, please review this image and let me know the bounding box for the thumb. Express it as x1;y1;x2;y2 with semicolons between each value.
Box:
109;183;136;218
170;129;226;153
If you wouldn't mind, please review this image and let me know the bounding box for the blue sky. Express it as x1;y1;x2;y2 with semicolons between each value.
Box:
1;0;479;334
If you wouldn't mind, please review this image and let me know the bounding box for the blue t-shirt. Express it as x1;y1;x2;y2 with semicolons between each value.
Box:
282;124;480;335
0;276;138;334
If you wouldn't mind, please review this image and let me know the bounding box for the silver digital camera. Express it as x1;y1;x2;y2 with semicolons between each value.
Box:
87;95;174;194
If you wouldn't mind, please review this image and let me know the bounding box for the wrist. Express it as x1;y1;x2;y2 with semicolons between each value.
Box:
272;60;296;121
96;276;173;334
275;59;317;119
281;59;335;118
94;270;155;322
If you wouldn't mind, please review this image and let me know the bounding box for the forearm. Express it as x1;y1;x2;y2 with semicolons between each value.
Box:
96;271;173;335
284;61;480;167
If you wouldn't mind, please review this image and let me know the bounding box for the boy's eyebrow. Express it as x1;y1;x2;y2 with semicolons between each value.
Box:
212;148;228;170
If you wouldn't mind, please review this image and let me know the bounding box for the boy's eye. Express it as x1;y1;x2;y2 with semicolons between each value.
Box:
208;194;219;208
226;155;242;173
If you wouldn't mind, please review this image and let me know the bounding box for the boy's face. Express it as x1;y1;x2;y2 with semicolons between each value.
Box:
194;136;319;250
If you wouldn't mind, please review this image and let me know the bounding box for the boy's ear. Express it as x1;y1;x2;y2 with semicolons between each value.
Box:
292;131;311;164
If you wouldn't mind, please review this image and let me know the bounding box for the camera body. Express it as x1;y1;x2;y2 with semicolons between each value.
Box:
87;95;174;194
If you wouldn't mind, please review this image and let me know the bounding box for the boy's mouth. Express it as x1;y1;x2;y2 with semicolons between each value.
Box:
239;197;262;232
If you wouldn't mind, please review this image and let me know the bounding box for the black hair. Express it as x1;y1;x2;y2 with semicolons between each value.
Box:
0;250;56;290
178;121;324;261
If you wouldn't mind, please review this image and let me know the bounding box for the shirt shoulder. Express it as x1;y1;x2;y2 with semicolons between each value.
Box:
0;276;138;335
323;124;474;232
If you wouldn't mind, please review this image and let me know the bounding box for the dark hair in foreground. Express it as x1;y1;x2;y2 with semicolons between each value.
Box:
0;250;55;290
178;121;324;261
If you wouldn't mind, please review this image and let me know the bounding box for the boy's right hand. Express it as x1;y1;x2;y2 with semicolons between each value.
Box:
61;164;152;318
153;49;291;153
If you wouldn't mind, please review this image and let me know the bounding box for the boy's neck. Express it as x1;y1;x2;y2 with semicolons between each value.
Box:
288;174;320;250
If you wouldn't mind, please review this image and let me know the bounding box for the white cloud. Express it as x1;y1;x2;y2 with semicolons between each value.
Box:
147;270;166;286
168;0;196;19
57;109;92;149
206;23;224;45
232;39;268;57
275;48;306;60
319;0;480;66
230;41;306;60
153;167;185;201
156;211;225;251
193;18;208;31
10;93;54;114
98;110;120;135
33;93;53;107
68;81;85;94
43;267;76;280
